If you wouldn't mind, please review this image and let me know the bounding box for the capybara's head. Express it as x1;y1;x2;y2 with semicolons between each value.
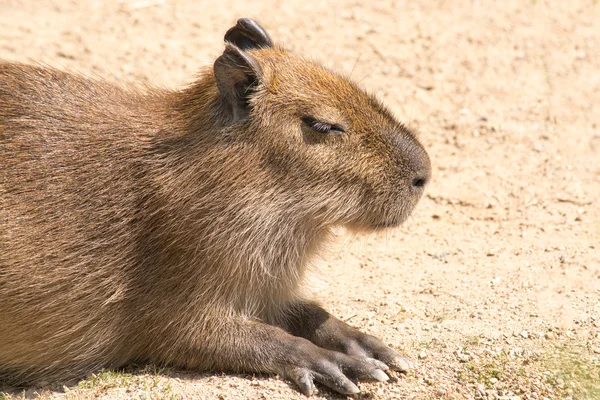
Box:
211;18;431;231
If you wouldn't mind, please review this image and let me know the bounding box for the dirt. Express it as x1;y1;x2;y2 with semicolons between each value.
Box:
1;0;599;399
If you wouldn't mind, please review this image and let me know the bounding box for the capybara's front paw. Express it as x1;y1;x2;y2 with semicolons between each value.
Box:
280;339;390;396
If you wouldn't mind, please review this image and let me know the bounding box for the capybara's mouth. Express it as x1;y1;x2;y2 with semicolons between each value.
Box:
373;218;403;229
346;207;412;232
372;213;409;230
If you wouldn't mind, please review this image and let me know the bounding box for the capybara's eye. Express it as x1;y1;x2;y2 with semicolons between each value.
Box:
302;116;345;134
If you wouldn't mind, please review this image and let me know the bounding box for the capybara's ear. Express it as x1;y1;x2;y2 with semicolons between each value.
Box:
224;18;273;50
213;44;263;122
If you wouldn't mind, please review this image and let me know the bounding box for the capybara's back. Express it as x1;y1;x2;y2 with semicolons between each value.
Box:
0;63;158;383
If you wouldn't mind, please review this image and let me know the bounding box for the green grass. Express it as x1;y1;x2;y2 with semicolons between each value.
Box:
74;366;181;400
543;349;600;400
456;341;600;399
458;352;510;389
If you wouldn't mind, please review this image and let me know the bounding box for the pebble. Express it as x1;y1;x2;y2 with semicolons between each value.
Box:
419;349;428;359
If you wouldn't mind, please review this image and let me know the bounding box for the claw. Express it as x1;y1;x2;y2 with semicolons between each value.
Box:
390;355;413;372
297;373;315;396
371;369;389;382
341;381;360;394
313;371;360;395
366;357;390;371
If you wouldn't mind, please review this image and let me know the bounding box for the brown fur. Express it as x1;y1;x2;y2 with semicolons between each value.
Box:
0;20;430;394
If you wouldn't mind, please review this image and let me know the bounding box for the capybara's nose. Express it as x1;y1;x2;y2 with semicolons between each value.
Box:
411;173;429;190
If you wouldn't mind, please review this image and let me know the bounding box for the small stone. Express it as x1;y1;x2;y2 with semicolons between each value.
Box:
419;350;428;359
520;330;529;339
417;82;434;91
490;377;498;384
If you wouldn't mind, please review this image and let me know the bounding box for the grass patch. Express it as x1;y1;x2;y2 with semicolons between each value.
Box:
73;365;181;400
456;340;600;399
542;348;600;399
458;355;510;389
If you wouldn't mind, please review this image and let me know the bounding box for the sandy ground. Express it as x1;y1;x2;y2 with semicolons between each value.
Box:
1;0;599;399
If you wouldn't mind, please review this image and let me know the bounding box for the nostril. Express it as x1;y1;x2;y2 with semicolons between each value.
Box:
412;176;427;189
